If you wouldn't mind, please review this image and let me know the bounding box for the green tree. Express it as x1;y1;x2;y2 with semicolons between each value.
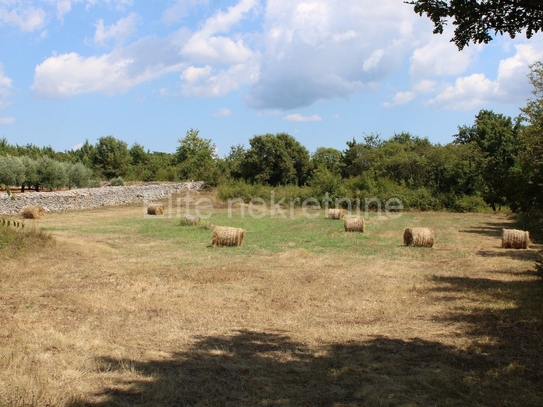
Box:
37;156;67;191
224;144;246;180
455;109;522;211
94;136;131;179
21;156;39;192
512;61;543;218
129;143;149;166
0;137;17;156
340;134;383;178
0;155;25;193
70;140;96;169
408;0;543;49
240;133;310;186
176;128;218;184
65;162;92;189
311;147;343;175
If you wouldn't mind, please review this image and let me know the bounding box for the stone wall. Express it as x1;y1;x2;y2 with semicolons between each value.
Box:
0;182;205;215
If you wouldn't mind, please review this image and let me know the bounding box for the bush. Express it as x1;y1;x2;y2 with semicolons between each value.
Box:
309;167;347;204
450;195;488;213
109;177;125;186
87;179;101;188
217;180;266;203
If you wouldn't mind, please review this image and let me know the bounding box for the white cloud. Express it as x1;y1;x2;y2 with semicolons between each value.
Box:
162;0;209;24
71;142;84;150
247;0;425;110
181;0;258;65
0;65;13;109
0;117;14;124
93;12;139;45
427;42;543;110
158;87;170;97
212;108;232;117
413;79;437;94
284;113;322;122
85;0;133;10
383;91;416;108
33;43;185;98
0;5;46;32
181;61;259;98
56;0;72;21
427;73;499;110
181;65;213;83
409;34;477;79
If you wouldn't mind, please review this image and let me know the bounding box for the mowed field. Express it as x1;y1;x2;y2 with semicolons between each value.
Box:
1;192;542;406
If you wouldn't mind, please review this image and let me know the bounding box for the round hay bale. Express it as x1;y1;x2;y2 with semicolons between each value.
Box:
147;203;164;215
180;214;201;225
327;209;344;219
403;227;434;248
344;217;365;232
212;226;245;247
21;205;45;219
501;229;530;249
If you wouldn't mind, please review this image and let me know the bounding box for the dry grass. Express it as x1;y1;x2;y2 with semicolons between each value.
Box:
0;201;542;406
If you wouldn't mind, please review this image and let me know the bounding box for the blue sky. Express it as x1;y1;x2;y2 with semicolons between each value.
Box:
1;0;542;157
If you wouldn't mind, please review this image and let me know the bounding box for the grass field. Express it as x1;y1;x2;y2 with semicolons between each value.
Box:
0;192;542;406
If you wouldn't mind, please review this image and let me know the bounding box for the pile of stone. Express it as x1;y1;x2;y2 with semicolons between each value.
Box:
0;182;204;215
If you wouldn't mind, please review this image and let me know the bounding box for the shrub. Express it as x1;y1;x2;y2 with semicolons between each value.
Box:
309;167;347;204
87;179;101;188
450;195;488;213
217;180;266;203
109;177;125;186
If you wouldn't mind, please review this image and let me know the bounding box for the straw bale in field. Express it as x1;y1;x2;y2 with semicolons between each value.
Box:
344;217;365;232
21;205;45;219
501;229;530;249
212;226;245;247
147;203;164;215
181;214;201;225
403;227;434;248
327;208;344;219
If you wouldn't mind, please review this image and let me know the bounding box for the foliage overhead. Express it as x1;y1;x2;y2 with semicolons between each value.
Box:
407;0;543;49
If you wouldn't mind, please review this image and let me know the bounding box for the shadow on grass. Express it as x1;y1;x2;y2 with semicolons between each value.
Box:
459;221;515;238
428;272;543;406
476;249;540;261
69;322;542;407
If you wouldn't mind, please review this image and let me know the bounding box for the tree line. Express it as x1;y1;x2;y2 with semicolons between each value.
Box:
2;63;543;226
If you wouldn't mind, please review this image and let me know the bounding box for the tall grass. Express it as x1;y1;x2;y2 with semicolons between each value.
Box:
0;222;53;258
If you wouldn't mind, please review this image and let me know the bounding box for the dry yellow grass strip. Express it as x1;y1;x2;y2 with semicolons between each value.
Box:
403;227;434;247
501;228;530;249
